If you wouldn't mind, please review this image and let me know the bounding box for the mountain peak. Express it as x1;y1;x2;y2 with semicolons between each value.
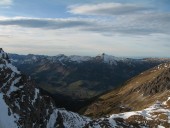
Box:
100;53;119;65
0;48;9;60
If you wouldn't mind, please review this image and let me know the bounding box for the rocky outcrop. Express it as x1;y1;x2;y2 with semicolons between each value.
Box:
129;63;170;96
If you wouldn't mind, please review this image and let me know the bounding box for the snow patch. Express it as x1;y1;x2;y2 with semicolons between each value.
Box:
6;63;20;74
69;55;91;63
158;125;165;128
0;93;19;128
32;88;39;105
47;109;90;128
6;77;21;96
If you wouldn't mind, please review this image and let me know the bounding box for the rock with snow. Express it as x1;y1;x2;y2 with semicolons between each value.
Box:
86;98;170;128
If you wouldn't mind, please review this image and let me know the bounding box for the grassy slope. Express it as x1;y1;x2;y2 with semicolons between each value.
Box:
83;63;170;118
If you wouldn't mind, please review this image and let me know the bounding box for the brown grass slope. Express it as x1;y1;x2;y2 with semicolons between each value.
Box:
83;63;170;118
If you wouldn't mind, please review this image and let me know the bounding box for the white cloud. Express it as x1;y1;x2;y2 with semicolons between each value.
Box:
0;0;12;6
0;13;170;36
68;3;153;16
0;2;169;57
0;17;96;29
0;23;170;57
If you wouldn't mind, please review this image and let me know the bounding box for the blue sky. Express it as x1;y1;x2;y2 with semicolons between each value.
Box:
0;0;170;57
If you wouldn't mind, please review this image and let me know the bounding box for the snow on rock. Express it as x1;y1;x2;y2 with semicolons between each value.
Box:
6;77;21;96
157;63;170;70
0;50;20;74
101;53;127;65
101;53;118;65
32;56;37;60
158;125;165;128
31;88;39;105
69;55;92;63
108;118;117;127
109;100;170;121
110;111;139;119
4;62;20;74
0;93;19;128
163;97;170;105
86;98;170;128
47;109;90;128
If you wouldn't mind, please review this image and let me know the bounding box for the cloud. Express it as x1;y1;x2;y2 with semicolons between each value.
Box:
0;1;169;57
0;18;170;57
0;0;12;6
68;3;153;16
0;17;96;29
1;26;170;57
0;12;170;36
82;13;170;35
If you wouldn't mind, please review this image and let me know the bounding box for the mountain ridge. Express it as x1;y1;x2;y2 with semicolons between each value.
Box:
9;52;170;113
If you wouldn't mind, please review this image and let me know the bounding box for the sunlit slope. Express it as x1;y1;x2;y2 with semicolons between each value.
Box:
84;63;170;118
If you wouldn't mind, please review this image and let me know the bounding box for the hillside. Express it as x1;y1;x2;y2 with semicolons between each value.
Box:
83;63;170;118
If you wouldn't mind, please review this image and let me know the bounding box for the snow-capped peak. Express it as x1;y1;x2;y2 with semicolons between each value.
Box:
69;55;92;63
100;53;118;65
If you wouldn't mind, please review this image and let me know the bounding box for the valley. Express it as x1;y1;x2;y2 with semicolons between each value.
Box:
9;53;170;112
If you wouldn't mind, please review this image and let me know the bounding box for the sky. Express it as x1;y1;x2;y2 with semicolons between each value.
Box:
0;0;170;57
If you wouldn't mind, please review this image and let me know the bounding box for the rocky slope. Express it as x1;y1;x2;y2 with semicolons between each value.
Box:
0;48;90;128
83;62;170;118
86;98;170;128
9;53;170;112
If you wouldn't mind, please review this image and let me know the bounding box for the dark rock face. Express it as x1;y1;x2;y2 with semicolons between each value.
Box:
0;49;53;127
0;48;9;60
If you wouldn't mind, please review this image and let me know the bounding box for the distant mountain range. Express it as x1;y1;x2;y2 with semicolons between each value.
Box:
9;53;170;112
1;48;170;127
